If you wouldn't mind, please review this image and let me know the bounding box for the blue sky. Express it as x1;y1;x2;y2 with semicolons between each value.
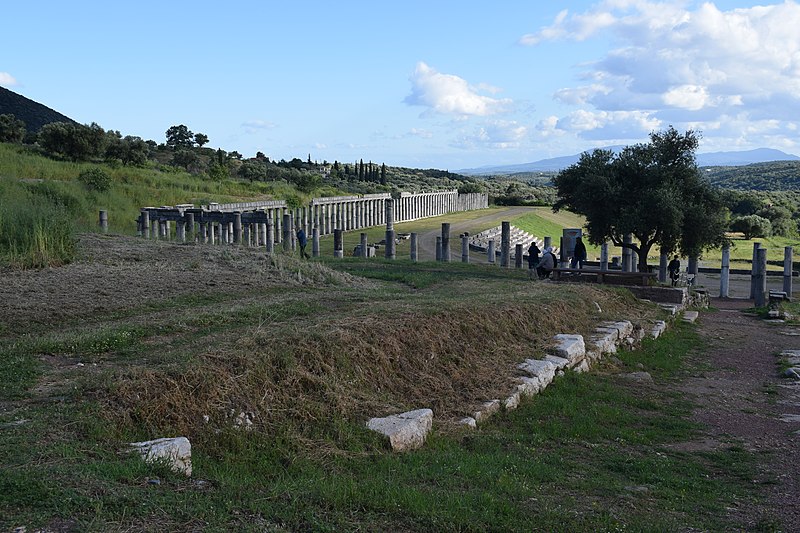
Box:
3;1;799;169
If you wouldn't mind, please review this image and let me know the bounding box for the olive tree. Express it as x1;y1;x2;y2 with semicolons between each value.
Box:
553;127;728;271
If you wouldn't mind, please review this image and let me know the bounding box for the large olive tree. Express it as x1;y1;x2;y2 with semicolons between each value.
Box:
553;127;728;271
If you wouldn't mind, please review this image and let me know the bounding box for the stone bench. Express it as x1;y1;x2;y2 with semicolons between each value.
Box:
550;268;657;286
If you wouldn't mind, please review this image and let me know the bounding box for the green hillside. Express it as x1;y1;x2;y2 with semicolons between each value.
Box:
703;160;800;190
0;86;77;132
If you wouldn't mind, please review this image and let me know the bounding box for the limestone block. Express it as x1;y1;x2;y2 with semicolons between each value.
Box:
585;350;602;363
459;417;477;429
518;358;556;387
472;400;501;424
544;354;570;370
589;331;618;354
517;376;542;396
651;321;667;339
659;304;679;315
504;391;521;410
595;326;620;340
129;437;192;476
552;334;586;365
602;321;634;339
574;359;591;373
367;408;433;452
682;311;699;323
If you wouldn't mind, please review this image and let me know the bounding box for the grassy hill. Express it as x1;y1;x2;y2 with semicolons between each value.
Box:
702;160;800;190
0;86;77;132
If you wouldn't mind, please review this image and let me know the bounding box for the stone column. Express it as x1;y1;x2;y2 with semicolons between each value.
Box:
488;239;496;264
543;236;551;250
325;205;332;235
360;232;368;258
500;221;511;268
784;246;793;296
410;232;418;262
312;226;320;258
334;229;343;258
141;210;150;239
720;245;730;298
186;212;195;242
199;221;207;244
266;220;274;253
99;210;108;233
462;235;469;263
750;242;761;299
385;199;395;259
233;212;242;245
435;237;442;261
282;214;291;252
209;223;216;245
515;244;523;268
600;242;609;271
622;234;633;272
658;253;668;283
688;256;698;276
441;223;451;262
177;219;186;243
559;237;566;268
755;247;768;306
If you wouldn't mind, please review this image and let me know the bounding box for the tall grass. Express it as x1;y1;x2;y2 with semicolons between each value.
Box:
0;177;75;268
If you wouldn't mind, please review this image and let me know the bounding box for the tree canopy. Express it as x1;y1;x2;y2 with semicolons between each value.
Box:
553;127;728;270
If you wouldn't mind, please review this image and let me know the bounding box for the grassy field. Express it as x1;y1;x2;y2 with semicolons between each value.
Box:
0;233;770;531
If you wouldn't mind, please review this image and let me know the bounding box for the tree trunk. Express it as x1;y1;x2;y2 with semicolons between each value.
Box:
637;242;654;272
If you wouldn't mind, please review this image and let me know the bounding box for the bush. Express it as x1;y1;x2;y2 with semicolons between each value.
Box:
78;168;112;192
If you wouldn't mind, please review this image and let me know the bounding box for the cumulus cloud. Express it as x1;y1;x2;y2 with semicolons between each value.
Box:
452;120;528;150
521;1;800;148
0;72;18;87
242;119;277;134
557;109;661;140
404;62;512;117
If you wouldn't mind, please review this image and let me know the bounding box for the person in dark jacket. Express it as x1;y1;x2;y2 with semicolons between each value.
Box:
296;228;309;259
527;242;541;272
571;237;587;269
668;255;681;286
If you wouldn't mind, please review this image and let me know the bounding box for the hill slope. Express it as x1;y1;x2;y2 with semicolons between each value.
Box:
0;86;77;132
703;160;800;190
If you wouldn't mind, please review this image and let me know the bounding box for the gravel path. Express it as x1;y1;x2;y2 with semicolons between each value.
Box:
687;298;800;530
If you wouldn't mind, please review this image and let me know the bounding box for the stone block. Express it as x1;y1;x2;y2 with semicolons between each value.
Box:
367;408;434;452
589;331;618;354
659;304;679;315
517;376;542;396
780;350;800;366
504;391;521;410
472;400;501;424
459;417;477;429
682;311;699;323
574;359;591;373
651;321;666;339
600;321;634;339
552;334;586;365
544;354;570;370
129;437;192;476
518;358;556;387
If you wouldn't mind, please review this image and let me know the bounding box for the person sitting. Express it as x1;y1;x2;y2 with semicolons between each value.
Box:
668;255;680;286
536;246;557;279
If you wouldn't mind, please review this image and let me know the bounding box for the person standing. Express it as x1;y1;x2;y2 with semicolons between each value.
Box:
668;255;681;286
571;237;587;269
296;228;309;259
527;242;541;274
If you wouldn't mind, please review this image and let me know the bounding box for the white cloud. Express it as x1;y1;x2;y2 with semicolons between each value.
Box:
521;1;800;148
404;62;512;117
0;72;18;87
557;109;661;140
452;120;528;150
242;119;277;135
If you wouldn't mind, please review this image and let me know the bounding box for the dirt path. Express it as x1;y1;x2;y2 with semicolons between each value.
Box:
688;298;800;530
416;206;535;262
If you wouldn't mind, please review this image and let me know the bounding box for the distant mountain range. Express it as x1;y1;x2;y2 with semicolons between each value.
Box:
0;86;77;132
459;147;800;175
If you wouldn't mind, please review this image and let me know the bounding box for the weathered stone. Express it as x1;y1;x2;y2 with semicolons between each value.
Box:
682;310;699;323
552;334;586;365
780;350;800;365
544;354;570;370
130;437;192;476
659;304;679;315
589;331;617;354
518;358;557;387
574;359;591;373
585;349;602;362
784;367;800;380
650;321;666;339
621;371;653;383
459;417;477;429
504;391;521;410
366;408;433;452
517;376;542;396
472;400;501;424
599;321;634;339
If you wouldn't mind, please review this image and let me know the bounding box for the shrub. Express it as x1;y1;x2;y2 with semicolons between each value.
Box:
78;167;112;192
